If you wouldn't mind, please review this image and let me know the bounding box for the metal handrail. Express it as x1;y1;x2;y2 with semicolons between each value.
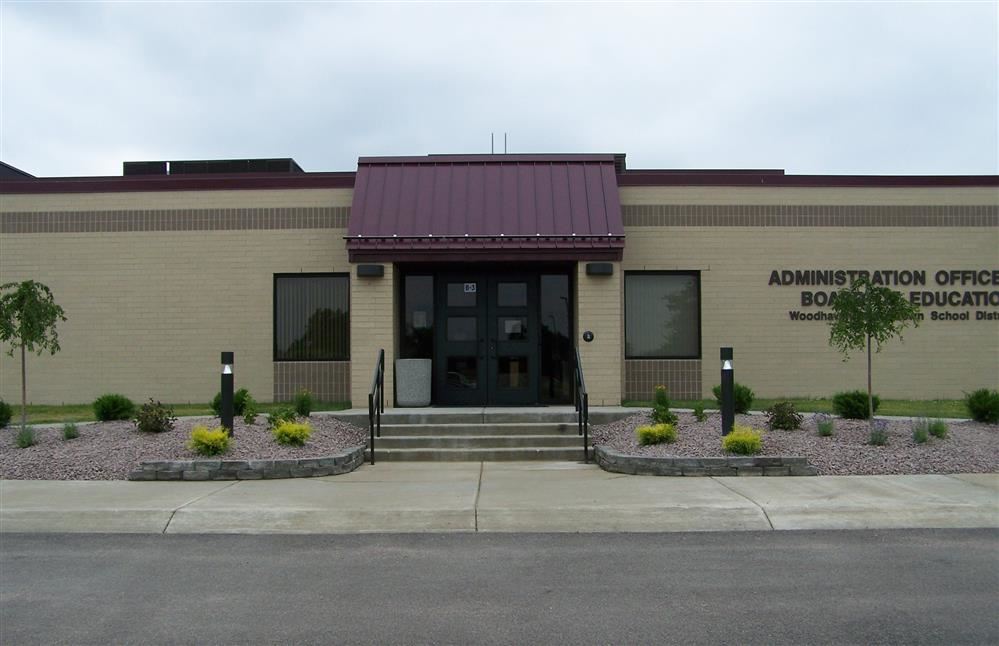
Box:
573;346;590;463
367;349;385;465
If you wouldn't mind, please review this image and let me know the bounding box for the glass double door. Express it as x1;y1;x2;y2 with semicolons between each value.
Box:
435;273;539;405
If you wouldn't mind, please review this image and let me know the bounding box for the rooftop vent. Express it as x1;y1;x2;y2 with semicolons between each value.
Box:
123;158;303;176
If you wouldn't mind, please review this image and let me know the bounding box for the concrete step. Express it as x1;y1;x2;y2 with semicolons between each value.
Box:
376;422;579;437
364;447;588;461
332;408;634;428
374;434;583;449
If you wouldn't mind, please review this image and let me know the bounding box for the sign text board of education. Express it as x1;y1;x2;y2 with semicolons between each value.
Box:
768;269;999;322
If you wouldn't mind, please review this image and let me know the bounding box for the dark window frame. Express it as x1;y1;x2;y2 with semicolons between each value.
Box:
273;272;350;362
624;270;702;360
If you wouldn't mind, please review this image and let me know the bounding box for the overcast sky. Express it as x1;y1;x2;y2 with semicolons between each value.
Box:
2;1;996;177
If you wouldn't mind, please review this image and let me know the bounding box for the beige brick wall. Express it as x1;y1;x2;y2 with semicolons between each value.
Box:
621;225;999;399
575;262;623;405
349;265;395;408
1;189;353;405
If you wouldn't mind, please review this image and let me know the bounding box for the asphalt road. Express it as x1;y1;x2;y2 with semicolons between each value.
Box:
2;529;997;645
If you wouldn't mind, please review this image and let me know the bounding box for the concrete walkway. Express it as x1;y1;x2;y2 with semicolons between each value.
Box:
2;463;996;534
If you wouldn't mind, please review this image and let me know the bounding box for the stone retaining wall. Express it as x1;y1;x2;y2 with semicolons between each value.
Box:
595;445;817;476
128;445;366;481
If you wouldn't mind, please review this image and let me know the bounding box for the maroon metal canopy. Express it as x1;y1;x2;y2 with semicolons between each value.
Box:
346;154;625;262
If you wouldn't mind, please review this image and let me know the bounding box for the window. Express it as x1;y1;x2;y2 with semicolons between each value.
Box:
274;274;349;360
625;272;700;359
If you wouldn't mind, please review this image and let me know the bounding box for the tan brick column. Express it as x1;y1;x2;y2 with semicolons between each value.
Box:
576;262;623;405
350;264;395;408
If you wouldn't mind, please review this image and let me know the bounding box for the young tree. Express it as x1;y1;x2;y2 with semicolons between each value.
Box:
828;276;921;427
0;281;68;431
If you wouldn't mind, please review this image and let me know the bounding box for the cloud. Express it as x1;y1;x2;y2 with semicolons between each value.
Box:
1;2;995;176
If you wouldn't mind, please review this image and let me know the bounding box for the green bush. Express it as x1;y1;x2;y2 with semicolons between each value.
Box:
765;401;803;431
267;406;297;430
93;393;136;421
965;388;999;424
650;385;678;425
62;422;79;440
814;413;835;437
911;419;929;444
928;419;948;439
14;427;36;448
636;423;677;445
133;399;176;434
868;420;889;446
0;400;11;428
293;389;314;417
242;394;259;425
692;402;707;423
712;383;755;414
211;388;251;417
832;390;881;420
272;420;312;446
187;425;231;456
722;425;762;455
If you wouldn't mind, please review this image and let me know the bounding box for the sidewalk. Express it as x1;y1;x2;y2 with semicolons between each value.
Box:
2;463;996;534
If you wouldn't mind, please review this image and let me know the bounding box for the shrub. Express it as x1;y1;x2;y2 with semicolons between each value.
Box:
272;420;312;446
814;413;835;437
14;426;36;448
765;401;803;431
712;383;755;414
242;394;259;425
722;425;762;455
187;425;231;456
832;390;881;420
293;389;314;417
928;419;949;439
911;419;929;444
868;420;889;446
636;423;677;445
965;388;999;424
211;388;251;417
692;402;707;423
133;399;177;434
0;400;11;428
93;393;135;421
62;422;79;440
650;385;678;425
267;406;297;430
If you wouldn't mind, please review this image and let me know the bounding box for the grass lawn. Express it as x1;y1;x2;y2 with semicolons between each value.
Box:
6;401;351;425
622;398;971;419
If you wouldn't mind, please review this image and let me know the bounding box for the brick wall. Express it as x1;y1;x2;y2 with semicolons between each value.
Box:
575;262;623;405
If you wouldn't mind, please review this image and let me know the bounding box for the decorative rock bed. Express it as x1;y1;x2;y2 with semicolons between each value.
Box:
128;445;366;481
595;446;818;476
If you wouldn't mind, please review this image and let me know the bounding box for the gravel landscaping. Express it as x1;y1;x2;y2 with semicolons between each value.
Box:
591;411;999;475
0;415;367;480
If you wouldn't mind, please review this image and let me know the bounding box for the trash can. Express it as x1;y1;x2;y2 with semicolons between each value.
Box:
395;358;432;406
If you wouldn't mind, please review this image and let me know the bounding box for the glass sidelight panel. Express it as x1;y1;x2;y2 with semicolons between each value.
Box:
447;317;477;342
447;357;478;389
497;356;529;389
498;316;527;341
540;274;572;404
401;275;433;359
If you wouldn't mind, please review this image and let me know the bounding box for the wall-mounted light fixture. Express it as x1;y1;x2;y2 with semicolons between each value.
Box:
357;264;384;278
585;263;614;276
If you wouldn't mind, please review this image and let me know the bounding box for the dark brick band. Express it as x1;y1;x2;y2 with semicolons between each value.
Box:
621;204;998;227
1;206;350;234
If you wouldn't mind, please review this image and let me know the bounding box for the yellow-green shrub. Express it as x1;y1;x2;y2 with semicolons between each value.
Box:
187;425;230;456
722;425;762;455
272;420;312;446
636;423;677;445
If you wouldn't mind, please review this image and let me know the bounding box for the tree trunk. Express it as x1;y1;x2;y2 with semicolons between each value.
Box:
867;333;873;433
20;343;27;431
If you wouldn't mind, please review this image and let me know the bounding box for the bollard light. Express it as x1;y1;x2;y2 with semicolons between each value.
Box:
720;347;734;436
221;351;234;435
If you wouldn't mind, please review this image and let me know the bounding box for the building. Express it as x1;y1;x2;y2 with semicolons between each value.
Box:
1;154;996;408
